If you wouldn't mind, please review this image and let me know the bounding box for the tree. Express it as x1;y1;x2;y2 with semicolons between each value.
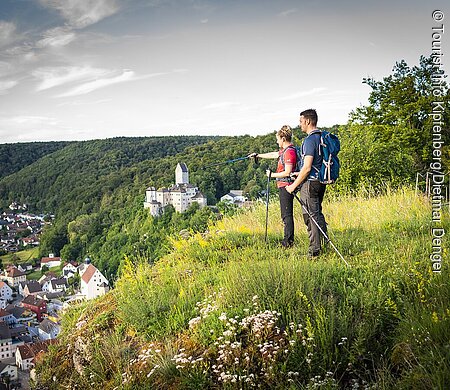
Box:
190;207;216;232
338;124;416;189
39;222;68;257
350;55;450;172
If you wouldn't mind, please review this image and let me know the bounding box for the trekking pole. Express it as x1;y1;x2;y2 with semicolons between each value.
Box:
202;155;257;169
292;192;349;267
264;170;271;243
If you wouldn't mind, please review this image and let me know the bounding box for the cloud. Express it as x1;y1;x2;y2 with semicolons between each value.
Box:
56;69;137;97
0;21;18;47
201;19;209;24
202;101;240;110
37;27;77;48
277;88;328;101
6;115;60;126
0;61;13;77
39;0;120;28
0;80;18;95
33;66;112;91
278;9;297;17
33;65;172;97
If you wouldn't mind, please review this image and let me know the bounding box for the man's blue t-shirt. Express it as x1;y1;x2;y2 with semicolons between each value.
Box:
301;130;322;180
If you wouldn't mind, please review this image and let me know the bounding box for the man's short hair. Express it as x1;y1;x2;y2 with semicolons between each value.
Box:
277;125;292;142
300;109;318;126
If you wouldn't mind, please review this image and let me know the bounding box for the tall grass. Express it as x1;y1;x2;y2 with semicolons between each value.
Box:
33;189;449;389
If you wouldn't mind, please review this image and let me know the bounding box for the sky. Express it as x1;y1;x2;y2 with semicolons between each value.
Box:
0;0;448;143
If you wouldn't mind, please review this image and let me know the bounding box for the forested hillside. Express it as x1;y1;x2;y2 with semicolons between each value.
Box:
0;136;220;216
0;141;71;180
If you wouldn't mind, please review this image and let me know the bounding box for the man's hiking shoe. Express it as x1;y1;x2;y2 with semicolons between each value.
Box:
308;250;320;258
280;240;294;249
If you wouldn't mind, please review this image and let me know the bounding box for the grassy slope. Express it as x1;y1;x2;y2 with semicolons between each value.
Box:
34;190;449;389
0;247;39;267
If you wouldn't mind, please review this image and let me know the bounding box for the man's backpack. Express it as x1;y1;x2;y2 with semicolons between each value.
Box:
315;131;340;184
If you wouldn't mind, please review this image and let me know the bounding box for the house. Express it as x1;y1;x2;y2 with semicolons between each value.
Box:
9;326;31;358
220;190;248;205
42;277;68;294
80;264;109;300
15;345;34;370
0;282;12;302
63;269;76;280
21;295;47;321
38;272;58;285
0;362;17;381
38;291;64;301
62;262;78;274
0;308;15;326
4;305;26;325
38;319;60;340
0;323;12;362
1;266;26;287
144;163;207;216
16;340;56;371
23;280;43;297
40;254;62;269
20;235;40;247
48;278;68;293
18;263;33;272
62;262;78;280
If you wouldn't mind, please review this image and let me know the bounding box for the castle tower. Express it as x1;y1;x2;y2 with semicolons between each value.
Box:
175;163;189;185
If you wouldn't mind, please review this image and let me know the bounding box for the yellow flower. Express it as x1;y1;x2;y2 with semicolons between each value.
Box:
431;312;439;323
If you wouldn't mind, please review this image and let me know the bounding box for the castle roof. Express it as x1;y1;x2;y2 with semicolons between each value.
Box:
177;162;188;172
192;191;206;199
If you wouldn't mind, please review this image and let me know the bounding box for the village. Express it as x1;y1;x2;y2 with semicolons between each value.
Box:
0;252;110;389
0;207;47;255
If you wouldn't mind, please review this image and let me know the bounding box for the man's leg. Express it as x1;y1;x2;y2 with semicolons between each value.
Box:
300;181;326;255
279;187;294;246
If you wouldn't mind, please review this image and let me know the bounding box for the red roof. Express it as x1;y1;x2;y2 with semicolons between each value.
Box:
81;264;97;284
7;267;26;278
0;281;9;289
17;340;57;361
41;257;61;264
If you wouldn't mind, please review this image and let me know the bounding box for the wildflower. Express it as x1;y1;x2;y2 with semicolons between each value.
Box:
432;312;439;323
188;316;201;328
219;313;227;321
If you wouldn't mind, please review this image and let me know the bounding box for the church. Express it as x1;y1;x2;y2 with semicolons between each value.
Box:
144;163;207;216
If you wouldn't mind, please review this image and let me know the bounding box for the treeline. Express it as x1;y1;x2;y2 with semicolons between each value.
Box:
0;55;448;279
0;141;71;180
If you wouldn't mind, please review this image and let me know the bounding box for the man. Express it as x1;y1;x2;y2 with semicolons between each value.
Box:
249;125;297;248
286;109;327;257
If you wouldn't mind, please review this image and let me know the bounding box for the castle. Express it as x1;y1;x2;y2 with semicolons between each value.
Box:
144;163;207;216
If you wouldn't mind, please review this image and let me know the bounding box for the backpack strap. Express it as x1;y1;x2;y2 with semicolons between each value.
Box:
304;130;323;176
278;145;296;183
280;145;296;167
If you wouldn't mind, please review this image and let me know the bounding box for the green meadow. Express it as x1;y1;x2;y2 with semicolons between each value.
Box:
34;188;449;389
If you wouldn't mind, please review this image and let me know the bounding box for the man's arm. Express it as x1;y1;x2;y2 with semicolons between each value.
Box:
285;156;313;193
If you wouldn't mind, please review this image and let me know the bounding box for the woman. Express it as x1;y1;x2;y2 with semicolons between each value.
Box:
249;125;297;248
